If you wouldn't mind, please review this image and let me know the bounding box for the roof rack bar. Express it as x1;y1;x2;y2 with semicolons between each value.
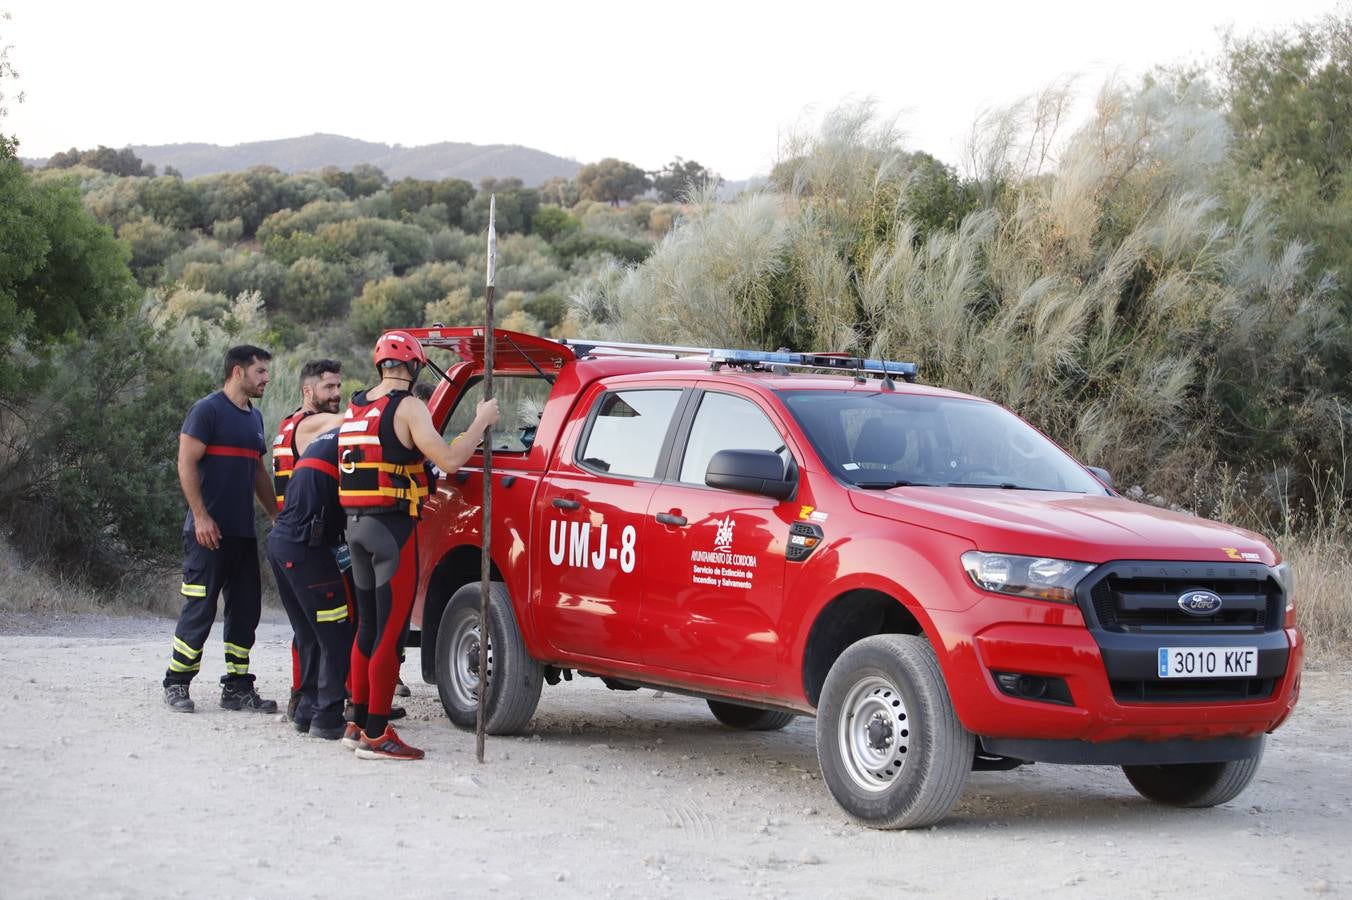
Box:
560;337;919;381
561;338;710;358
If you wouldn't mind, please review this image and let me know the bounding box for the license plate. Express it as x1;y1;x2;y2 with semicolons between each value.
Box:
1157;647;1258;678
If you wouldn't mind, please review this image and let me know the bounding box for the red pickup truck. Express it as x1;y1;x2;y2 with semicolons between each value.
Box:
403;327;1302;829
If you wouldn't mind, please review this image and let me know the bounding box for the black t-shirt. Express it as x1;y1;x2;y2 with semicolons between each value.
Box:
271;428;343;547
181;391;266;538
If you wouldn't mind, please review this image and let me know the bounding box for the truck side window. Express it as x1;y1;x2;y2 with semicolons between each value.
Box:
577;389;682;478
444;375;551;453
678;392;789;485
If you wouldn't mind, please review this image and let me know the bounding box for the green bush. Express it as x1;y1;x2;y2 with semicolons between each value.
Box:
532;205;581;241
280;257;351;320
350;262;471;341
0;310;214;570
553;231;651;266
313;217;431;273
256;199;359;243
211;217;245;243
118;216;188;283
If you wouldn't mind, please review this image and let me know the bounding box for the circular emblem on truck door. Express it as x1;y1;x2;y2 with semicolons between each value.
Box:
1177;590;1223;616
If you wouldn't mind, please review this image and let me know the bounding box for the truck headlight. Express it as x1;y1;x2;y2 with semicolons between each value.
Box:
1273;561;1295;618
961;551;1095;604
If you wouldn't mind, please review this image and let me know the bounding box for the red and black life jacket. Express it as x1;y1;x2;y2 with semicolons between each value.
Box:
337;390;428;518
272;408;316;509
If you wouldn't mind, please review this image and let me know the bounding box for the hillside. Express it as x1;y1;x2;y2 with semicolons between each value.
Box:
30;133;583;184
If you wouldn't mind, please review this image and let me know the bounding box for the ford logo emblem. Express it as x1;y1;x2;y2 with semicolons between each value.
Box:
1177;590;1224;616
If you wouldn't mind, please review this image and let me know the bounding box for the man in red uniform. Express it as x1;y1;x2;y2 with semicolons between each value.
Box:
163;345;278;712
272;359;344;508
338;331;498;760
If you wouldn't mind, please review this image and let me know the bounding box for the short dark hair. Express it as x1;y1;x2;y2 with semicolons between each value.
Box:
223;345;271;381
299;358;342;388
412;382;435;402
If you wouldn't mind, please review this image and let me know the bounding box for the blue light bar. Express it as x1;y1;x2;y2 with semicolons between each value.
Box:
709;349;918;380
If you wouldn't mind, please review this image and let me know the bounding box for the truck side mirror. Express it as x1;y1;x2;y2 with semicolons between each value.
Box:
1087;466;1115;490
706;449;796;500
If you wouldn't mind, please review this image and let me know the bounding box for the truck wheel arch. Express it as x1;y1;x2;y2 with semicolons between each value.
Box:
801;589;929;708
420;546;502;684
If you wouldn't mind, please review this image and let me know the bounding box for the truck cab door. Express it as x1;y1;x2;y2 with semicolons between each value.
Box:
533;384;686;665
640;388;796;685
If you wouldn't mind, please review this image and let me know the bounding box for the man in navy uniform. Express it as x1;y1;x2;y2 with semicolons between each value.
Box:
162;345;280;713
267;422;350;738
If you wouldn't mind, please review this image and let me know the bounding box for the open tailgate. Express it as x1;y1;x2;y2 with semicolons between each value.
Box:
401;327;575;373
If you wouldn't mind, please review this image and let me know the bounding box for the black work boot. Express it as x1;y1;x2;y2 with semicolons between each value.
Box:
164;683;195;713
220;677;278;713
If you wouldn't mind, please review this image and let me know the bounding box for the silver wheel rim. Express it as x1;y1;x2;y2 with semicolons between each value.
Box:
448;609;492;708
837;674;911;792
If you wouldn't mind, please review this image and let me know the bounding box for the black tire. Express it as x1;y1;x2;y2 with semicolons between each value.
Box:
815;634;974;829
435;581;543;735
707;699;796;731
1122;738;1265;807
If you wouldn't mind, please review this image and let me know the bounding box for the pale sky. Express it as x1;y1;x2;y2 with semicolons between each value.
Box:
3;0;1344;179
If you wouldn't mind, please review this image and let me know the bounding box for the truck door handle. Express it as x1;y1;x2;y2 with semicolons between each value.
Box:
552;498;580;510
655;512;688;527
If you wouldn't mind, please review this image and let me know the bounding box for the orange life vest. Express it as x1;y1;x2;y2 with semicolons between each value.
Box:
337;390;428;518
271;408;315;509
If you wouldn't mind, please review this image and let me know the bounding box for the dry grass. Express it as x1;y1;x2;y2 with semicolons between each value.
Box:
1280;534;1352;668
0;536;180;619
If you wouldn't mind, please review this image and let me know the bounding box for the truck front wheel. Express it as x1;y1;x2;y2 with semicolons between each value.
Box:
815;634;974;829
1122;740;1265;807
707;699;796;731
435;581;543;735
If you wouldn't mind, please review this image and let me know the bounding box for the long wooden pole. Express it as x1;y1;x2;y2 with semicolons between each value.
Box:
476;195;496;764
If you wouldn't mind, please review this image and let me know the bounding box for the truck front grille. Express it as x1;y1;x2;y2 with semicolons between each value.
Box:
1080;561;1283;633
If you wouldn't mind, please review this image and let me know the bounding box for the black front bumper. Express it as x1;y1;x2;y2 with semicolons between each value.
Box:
979;734;1265;765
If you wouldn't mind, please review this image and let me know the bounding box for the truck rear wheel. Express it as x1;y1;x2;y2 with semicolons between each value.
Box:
707;699;796;731
815;634;973;829
435;581;543;735
1122;739;1265;807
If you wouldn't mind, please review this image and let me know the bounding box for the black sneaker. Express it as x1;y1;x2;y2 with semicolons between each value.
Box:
286;689;302;722
394;677;411;698
220;682;278;713
310;722;345;741
389;705;407;721
164;683;195;713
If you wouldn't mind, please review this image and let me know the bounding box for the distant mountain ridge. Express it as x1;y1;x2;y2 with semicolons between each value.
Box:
29;133;583;184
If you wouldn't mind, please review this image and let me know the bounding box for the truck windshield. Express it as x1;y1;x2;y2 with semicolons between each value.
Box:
778;390;1105;493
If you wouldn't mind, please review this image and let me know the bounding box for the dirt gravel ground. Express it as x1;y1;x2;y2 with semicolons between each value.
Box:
0;612;1348;899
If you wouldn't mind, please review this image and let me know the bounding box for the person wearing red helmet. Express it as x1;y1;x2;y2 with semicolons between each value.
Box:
337;330;499;760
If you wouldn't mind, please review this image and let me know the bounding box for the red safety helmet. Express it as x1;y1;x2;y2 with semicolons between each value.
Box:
373;331;427;370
